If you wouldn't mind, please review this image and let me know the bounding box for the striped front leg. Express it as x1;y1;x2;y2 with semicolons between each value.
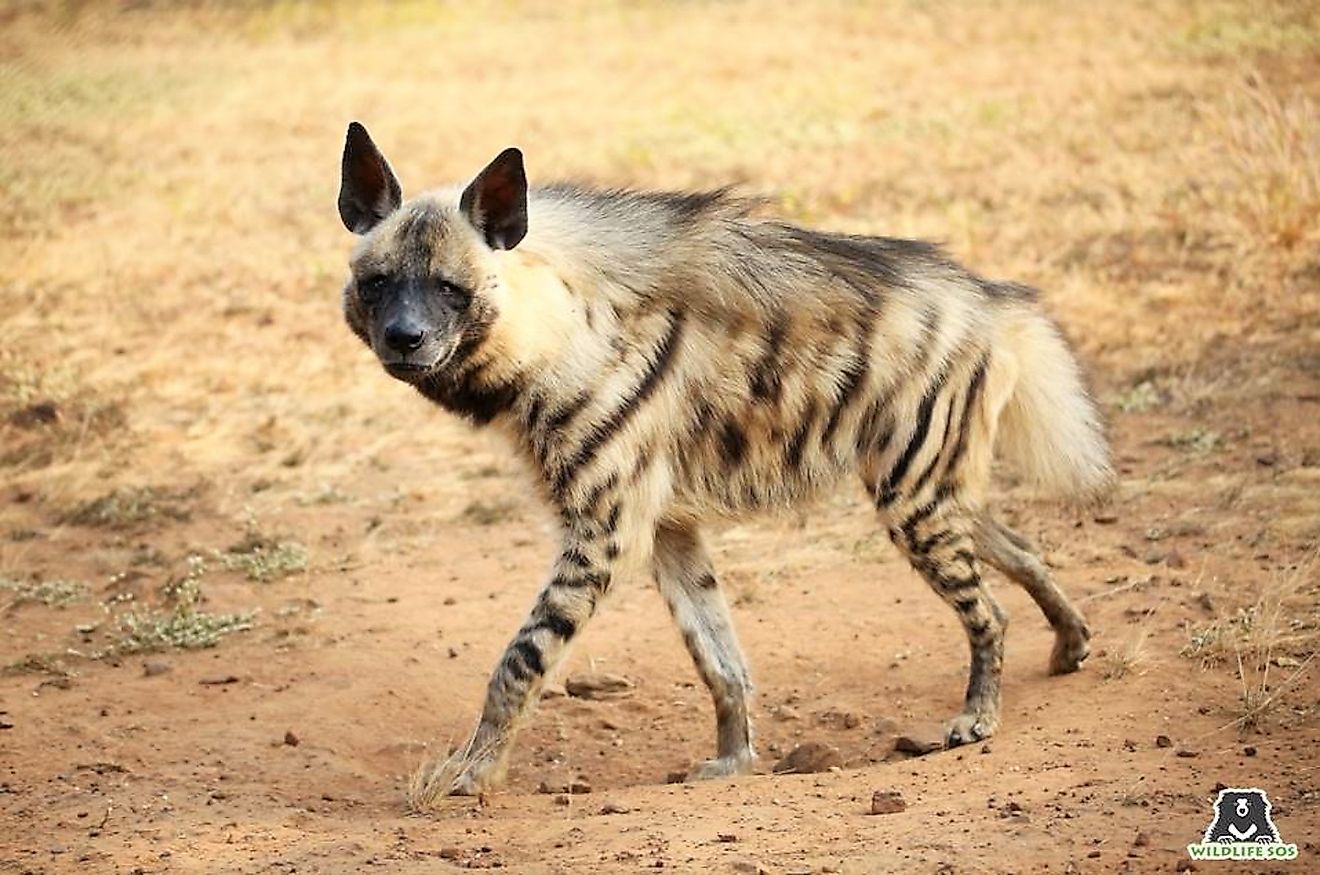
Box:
444;528;615;796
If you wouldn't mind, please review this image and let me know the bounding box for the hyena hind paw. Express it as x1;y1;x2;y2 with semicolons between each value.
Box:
1048;623;1092;676
944;711;999;748
685;752;756;782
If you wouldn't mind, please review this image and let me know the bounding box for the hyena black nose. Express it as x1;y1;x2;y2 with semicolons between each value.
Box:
383;320;426;353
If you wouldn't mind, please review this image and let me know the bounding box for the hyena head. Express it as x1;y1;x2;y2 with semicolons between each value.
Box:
336;122;528;385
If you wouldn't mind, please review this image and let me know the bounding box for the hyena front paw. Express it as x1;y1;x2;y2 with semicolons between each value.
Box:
685;752;756;781
447;758;500;797
409;746;506;808
1049;622;1092;675
944;710;999;748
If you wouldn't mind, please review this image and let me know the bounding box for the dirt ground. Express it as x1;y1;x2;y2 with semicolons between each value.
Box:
1;2;1318;873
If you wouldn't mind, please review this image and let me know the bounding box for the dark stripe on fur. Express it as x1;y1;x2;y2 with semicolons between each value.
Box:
537;612;577;640
940;352;989;481
749;312;788;402
720;419;747;467
908;388;958;498
882;365;949;498
552;309;685;498
513;640;545;676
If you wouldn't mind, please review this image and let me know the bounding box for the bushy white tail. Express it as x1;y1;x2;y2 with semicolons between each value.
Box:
997;311;1113;498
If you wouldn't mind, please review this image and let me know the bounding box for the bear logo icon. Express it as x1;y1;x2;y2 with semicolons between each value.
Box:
1202;788;1281;845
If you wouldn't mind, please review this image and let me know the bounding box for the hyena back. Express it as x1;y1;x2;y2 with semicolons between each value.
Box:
336;123;1112;797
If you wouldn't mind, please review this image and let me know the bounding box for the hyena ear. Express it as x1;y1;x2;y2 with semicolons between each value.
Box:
338;122;403;234
459;147;528;250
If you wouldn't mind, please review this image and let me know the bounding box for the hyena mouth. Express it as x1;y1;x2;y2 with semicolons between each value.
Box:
382;361;432;381
380;342;459;383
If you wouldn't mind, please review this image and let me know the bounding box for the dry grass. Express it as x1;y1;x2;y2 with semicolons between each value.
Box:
1183;554;1319;730
1103;619;1155;682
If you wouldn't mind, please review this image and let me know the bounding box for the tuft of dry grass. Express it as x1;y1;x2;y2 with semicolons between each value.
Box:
1182;553;1318;730
1219;80;1320;254
406;731;509;813
1103;622;1153;681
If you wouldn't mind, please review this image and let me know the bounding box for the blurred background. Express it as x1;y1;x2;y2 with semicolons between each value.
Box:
1;2;1316;871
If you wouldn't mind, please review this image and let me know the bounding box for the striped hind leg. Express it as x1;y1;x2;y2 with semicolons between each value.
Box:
974;512;1090;675
885;493;1008;746
653;519;755;779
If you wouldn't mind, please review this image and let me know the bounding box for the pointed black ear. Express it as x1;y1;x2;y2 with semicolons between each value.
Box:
459;147;528;250
338;122;403;234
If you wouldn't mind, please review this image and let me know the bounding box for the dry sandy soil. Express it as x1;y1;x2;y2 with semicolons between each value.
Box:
1;2;1318;873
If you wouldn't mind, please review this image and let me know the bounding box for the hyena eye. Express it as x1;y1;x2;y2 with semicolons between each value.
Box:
358;274;389;301
440;281;472;309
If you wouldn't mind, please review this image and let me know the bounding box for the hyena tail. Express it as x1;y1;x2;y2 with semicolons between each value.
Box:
994;308;1113;499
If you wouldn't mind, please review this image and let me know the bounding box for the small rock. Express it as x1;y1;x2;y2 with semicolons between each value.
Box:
731;862;767;874
869;790;906;815
1122;739;1137;752
894;732;943;756
0;718;14;730
199;675;239;686
770;704;801;721
538;777;592;794
665;770;687;784
980;744;992;755
717;833;739;843
438;847;462;860
565;672;634;700
553;794;570;806
772;741;843;774
1165;550;1187;569
599;800;631;815
1087;850;1101;859
283;731;300;747
1194;592;1214;613
142;660;171;677
49;845;67;855
1093;513;1118;524
1154;734;1173;749
1243;745;1257;757
10;401;61;428
1175;749;1198;758
540;683;567;700
1134;832;1149;848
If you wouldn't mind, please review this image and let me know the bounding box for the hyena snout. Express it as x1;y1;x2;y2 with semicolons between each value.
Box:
382;316;427;353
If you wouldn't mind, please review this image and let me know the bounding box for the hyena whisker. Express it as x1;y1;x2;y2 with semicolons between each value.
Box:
335;122;1114;798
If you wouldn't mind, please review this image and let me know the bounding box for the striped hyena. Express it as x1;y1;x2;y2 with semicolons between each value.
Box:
335;122;1111;797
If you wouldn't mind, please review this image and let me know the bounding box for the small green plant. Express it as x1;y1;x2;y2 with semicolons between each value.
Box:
111;555;254;654
5;652;76;676
218;512;309;582
1114;380;1166;413
62;485;194;529
1;576;89;610
1161;428;1222;455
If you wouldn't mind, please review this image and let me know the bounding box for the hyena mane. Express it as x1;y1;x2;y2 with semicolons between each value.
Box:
336;124;1112;800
